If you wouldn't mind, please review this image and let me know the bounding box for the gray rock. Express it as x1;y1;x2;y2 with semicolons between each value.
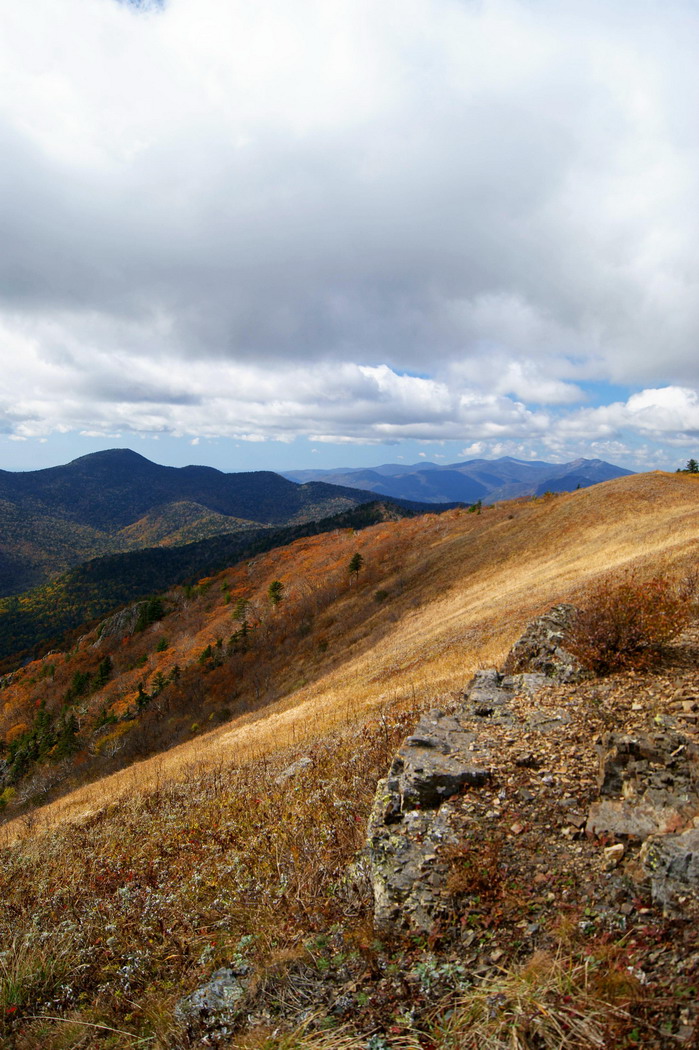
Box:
641;827;699;910
175;966;249;1037
366;704;493;932
502;603;584;682
587;731;699;842
392;732;489;812
467;669;508;707
364;605;589;936
367;790;461;932
95;602;149;644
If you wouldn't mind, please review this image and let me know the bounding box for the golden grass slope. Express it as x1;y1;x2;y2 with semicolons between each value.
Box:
4;470;699;840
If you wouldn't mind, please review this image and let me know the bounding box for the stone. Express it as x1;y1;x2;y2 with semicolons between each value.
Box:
641;828;699;911
367;793;461;932
175;966;249;1039
501;603;585;682
603;843;625;869
588;730;699;842
364;604;595;936
366;704;493;933
385;710;489;812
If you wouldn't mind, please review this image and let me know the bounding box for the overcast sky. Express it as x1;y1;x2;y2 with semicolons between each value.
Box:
1;0;698;474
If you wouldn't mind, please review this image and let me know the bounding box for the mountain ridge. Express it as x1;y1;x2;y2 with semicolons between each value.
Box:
0;448;451;599
283;454;633;504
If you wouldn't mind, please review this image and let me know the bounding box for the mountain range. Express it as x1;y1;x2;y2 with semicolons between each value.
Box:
283;455;633;504
0;448;444;599
0;449;630;667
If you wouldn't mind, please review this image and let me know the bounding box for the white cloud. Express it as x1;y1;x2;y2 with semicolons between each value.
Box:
1;0;699;463
558;387;699;441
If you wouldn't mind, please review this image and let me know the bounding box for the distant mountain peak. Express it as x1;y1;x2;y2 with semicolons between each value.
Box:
69;448;154;467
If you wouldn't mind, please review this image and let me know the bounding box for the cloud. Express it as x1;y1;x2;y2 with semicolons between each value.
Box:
559;387;699;442
0;0;699;463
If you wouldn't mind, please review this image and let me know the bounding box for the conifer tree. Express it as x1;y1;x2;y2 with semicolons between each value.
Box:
348;552;364;581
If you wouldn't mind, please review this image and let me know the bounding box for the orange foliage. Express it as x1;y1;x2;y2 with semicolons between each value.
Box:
6;722;29;744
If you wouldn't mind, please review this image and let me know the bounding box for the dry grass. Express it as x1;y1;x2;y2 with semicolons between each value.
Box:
426;949;638;1050
0;710;417;1047
4;471;699;841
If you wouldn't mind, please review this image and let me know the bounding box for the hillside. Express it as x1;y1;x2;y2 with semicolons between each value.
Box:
0;448;437;598
284;455;633;504
0;500;429;668
1;471;699;1047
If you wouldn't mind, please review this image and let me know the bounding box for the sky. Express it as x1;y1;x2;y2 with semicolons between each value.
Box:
1;0;699;475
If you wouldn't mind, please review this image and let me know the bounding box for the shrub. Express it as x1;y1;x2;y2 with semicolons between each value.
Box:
566;573;689;674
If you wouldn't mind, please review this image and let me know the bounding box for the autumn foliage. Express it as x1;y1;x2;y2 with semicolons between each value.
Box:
566;572;690;674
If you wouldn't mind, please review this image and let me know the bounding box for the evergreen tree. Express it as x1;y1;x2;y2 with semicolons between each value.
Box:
136;596;165;632
94;655;113;690
55;712;79;758
268;580;284;607
136;682;150;710
348;552;364;581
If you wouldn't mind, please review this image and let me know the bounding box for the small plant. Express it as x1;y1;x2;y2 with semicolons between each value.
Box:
566;572;689;674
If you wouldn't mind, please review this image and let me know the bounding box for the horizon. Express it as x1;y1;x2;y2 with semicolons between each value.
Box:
0;442;646;477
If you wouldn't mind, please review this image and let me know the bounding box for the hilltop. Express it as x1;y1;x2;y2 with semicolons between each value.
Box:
1;471;699;1047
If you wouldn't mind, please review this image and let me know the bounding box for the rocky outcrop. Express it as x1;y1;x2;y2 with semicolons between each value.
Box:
366;658;573;933
367;706;492;931
501;603;584;682
641;828;699;909
95;602;149;644
367;604;699;929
